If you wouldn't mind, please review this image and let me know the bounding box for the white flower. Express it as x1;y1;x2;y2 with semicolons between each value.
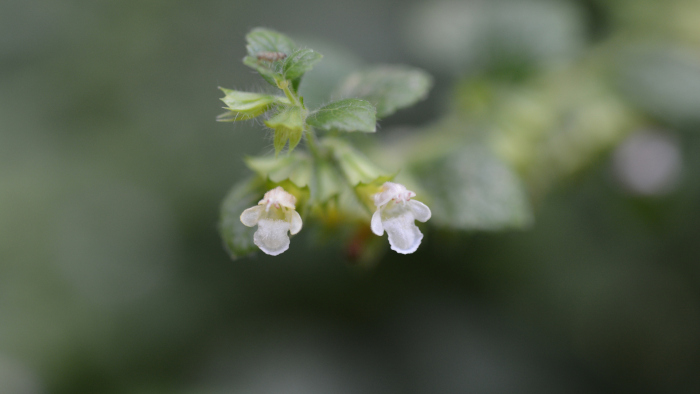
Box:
240;186;302;256
370;182;431;254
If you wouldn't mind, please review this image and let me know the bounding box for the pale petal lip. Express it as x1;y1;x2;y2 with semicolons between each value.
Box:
289;210;303;235
384;216;423;254
240;205;264;227
389;230;422;254
409;200;431;222
371;209;384;236
253;219;291;256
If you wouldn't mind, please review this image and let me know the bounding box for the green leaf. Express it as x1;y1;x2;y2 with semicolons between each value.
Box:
217;88;289;121
219;177;265;260
243;56;281;87
283;48;323;81
245;152;312;188
307;99;376;133
265;107;305;156
245;28;297;57
334;66;433;118
414;146;532;231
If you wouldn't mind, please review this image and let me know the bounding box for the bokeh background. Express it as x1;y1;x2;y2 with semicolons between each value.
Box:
3;0;700;393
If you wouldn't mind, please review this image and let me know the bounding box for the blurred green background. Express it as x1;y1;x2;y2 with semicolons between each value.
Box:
2;0;700;393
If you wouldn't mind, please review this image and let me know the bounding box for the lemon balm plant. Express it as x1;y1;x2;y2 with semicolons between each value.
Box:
218;28;433;259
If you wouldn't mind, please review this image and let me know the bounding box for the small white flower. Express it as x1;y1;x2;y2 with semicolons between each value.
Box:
370;182;431;254
240;186;302;256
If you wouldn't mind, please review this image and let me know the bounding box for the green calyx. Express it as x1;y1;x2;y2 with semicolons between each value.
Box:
265;106;306;156
217;88;290;121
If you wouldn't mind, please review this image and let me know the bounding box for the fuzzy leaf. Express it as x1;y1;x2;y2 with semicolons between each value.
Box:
245;28;297;57
242;56;281;87
307;99;376;133
334;66;432;118
219;177;265;259
283;48;323;81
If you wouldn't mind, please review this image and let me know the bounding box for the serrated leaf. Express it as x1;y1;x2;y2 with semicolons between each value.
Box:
245;28;297;57
415;146;532;231
219;177;265;259
307;99;376;133
283;48;323;81
334;66;433;118
217;88;289;121
245;153;312;188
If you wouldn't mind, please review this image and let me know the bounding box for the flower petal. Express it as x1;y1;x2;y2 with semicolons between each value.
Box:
371;209;384;235
254;218;291;256
240;205;264;227
382;212;423;254
289;210;302;235
409;200;431;222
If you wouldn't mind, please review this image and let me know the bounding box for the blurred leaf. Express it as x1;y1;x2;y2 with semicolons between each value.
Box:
265;107;305;156
295;38;364;109
219;177;264;259
217;88;289;121
307;99;376;132
334;66;432;118
283;48;323;81
245;27;297;56
617;45;700;125
316;160;343;202
401;0;585;74
415;146;532;230
245;152;312;188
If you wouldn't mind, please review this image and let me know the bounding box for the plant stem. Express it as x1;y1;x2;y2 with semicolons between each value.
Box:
277;78;325;159
278;79;302;108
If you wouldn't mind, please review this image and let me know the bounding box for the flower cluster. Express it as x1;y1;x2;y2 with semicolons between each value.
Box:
218;28;435;261
241;182;430;256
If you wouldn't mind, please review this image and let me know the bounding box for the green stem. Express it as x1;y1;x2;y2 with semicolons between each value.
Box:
277;78;325;159
278;79;302;108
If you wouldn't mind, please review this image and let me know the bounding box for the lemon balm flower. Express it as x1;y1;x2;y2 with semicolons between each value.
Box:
370;182;431;254
240;186;302;256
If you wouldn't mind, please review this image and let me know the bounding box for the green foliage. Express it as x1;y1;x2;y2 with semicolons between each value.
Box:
243;28;301;87
334;66;433;118
283;48;323;81
219;177;265;259
218;27;434;258
306;99;376;132
245;27;297;56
